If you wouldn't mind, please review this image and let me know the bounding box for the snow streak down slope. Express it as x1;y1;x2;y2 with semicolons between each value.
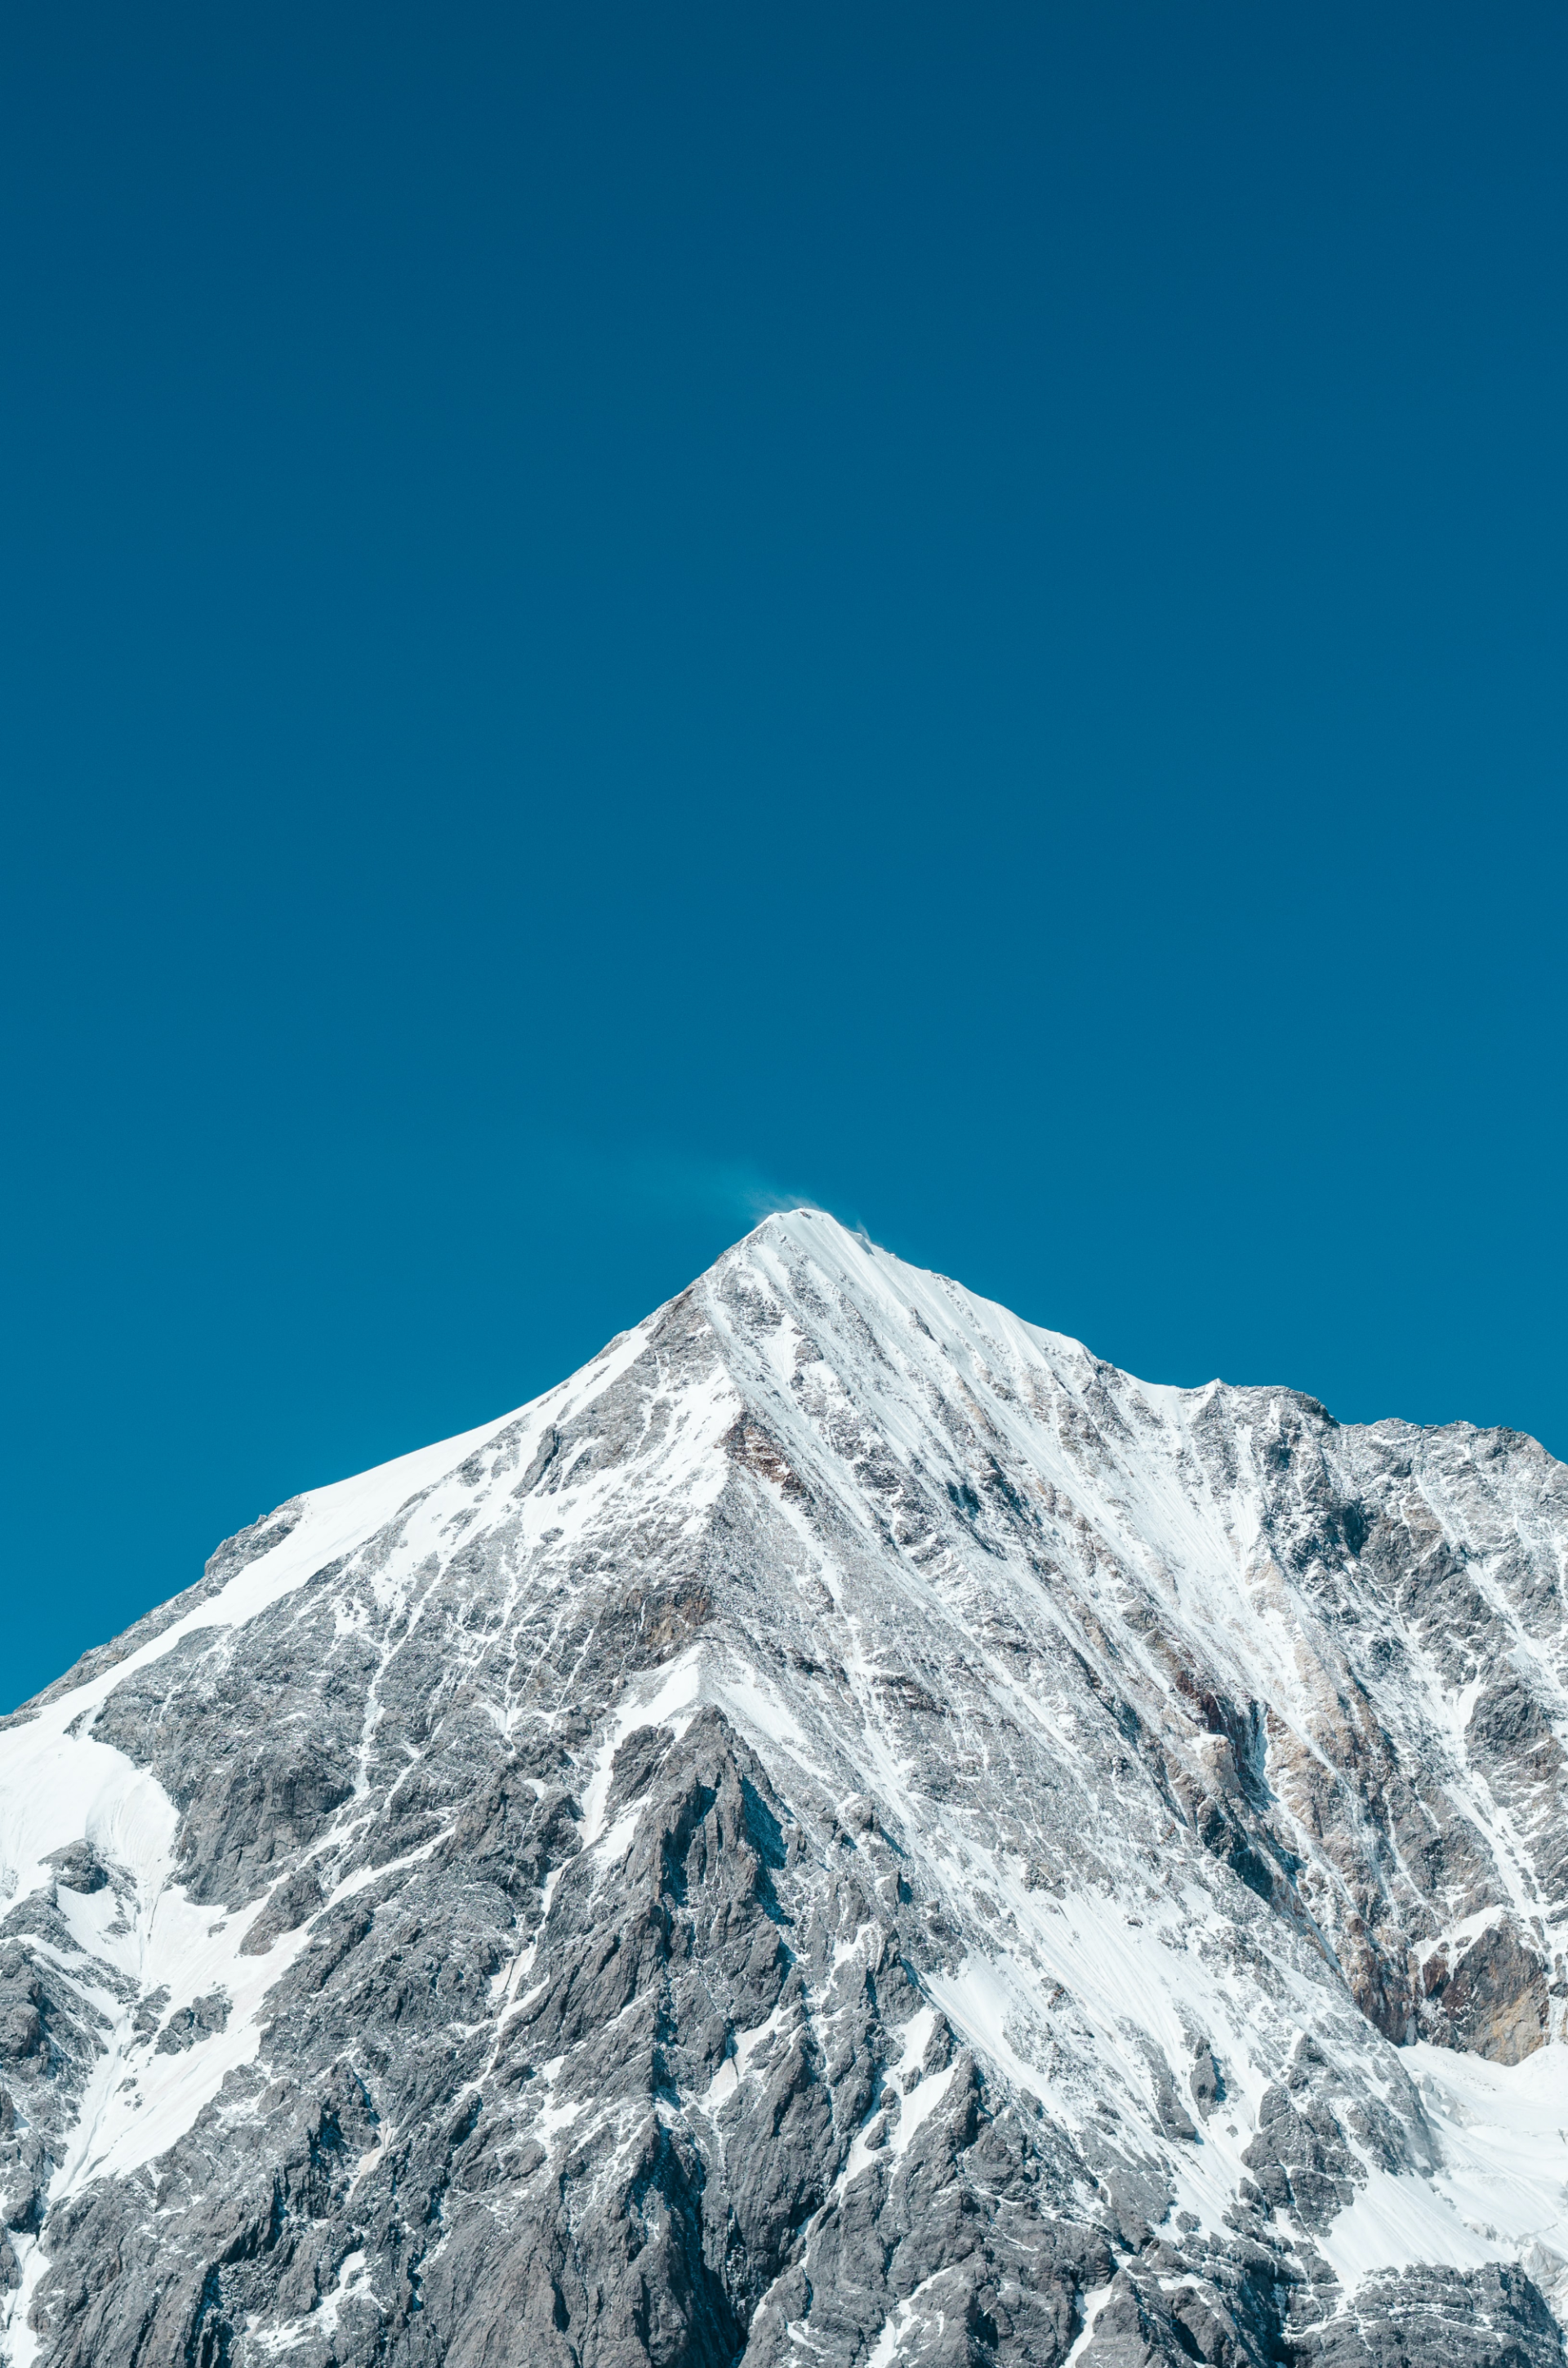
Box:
2;1211;1568;2368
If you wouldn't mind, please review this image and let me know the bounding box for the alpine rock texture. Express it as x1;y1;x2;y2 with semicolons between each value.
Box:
4;1211;1568;2368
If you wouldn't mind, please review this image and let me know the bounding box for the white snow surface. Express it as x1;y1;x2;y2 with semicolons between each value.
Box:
1319;2044;1568;2296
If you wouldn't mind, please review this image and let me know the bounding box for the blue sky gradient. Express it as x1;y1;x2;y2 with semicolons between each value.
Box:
3;2;1566;1707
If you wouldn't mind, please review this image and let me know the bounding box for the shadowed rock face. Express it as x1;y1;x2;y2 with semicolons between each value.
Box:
2;1211;1568;2368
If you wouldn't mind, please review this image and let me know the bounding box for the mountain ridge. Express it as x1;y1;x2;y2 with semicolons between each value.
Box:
2;1210;1567;2368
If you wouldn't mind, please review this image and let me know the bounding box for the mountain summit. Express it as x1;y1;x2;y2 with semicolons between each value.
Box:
4;1211;1568;2368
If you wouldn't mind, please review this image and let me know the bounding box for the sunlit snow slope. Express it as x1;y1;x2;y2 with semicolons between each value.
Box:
3;1211;1567;2368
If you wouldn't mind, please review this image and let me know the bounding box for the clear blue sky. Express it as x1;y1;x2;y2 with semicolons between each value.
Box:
4;3;1566;1709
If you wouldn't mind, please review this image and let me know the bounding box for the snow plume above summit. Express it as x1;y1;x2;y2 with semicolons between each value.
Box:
4;1210;1568;2368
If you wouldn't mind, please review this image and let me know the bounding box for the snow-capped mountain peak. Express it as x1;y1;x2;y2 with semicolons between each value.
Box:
3;1211;1567;2368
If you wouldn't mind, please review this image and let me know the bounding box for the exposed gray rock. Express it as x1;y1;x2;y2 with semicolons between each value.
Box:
153;1991;231;2055
39;1847;105;1899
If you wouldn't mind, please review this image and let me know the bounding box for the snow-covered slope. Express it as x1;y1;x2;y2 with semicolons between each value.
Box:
2;1211;1567;2368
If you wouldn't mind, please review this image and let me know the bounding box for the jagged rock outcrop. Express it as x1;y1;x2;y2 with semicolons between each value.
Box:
2;1210;1567;2368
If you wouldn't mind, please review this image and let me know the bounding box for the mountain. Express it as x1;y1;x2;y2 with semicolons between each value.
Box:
3;1210;1568;2368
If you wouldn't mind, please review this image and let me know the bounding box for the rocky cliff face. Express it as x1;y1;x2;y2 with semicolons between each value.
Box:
3;1211;1568;2368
